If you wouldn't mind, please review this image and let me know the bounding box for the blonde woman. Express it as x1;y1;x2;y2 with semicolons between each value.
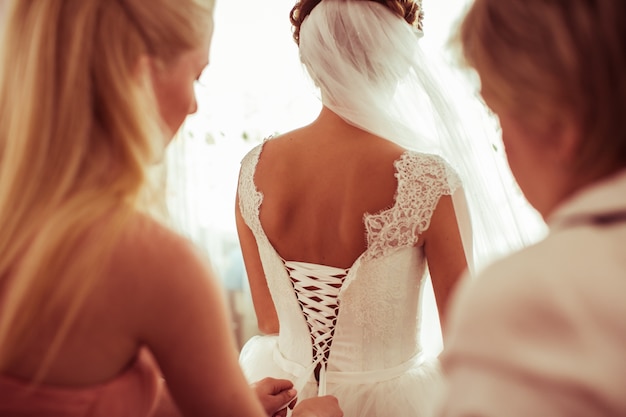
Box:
0;1;341;416
438;0;626;416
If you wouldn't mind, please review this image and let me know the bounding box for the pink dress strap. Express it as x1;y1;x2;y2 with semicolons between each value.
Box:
0;348;165;417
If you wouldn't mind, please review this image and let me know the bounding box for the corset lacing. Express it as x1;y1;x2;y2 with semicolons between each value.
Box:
283;260;348;396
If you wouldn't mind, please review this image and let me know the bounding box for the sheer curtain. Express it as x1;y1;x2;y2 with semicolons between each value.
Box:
164;0;546;353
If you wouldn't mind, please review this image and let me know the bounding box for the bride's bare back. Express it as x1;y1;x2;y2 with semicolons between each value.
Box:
254;108;405;269
236;107;468;334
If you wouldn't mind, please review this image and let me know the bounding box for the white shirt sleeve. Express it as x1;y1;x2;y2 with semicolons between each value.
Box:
436;235;626;417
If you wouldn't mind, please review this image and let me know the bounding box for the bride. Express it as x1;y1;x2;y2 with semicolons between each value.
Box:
235;0;531;415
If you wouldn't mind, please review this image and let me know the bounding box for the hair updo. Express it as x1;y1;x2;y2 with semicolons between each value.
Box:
290;0;423;45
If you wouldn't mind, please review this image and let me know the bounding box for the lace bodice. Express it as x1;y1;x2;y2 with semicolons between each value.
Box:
238;140;460;394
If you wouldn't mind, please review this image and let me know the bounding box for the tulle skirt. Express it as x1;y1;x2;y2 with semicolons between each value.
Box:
239;335;444;417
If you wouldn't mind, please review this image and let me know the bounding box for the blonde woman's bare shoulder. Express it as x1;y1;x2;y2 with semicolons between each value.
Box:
104;212;216;309
77;212;220;357
115;213;199;265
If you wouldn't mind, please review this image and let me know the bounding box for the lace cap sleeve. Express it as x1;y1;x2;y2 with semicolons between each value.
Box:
364;152;463;260
396;151;461;199
237;143;265;236
396;151;462;233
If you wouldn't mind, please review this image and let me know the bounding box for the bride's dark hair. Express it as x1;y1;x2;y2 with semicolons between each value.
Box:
290;0;423;45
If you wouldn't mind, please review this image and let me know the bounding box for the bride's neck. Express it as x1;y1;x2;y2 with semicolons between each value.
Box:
314;106;350;127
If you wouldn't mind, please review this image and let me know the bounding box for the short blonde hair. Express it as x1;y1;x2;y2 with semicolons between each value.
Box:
458;0;626;180
0;0;213;373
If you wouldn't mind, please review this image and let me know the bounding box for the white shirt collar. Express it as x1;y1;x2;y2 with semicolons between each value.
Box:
548;168;626;230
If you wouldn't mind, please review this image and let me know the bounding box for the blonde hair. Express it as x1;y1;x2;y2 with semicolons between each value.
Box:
0;0;213;373
458;0;626;181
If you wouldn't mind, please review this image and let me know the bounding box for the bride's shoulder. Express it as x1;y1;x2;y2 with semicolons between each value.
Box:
240;132;286;166
399;150;451;165
396;151;462;188
395;150;453;172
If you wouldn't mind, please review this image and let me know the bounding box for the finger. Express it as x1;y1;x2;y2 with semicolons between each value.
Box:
273;388;297;411
265;377;294;394
273;408;288;417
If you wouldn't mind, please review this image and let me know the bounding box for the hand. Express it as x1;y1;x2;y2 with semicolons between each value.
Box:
292;396;343;417
251;377;297;417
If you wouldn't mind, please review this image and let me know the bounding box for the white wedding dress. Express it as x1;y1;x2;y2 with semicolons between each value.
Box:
238;140;461;417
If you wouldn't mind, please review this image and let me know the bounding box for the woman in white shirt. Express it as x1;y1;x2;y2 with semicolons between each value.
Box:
438;1;626;416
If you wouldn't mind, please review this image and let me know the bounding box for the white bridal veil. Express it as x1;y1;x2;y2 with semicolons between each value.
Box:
298;0;542;272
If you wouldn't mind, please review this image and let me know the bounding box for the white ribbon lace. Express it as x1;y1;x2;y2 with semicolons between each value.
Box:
283;260;348;397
